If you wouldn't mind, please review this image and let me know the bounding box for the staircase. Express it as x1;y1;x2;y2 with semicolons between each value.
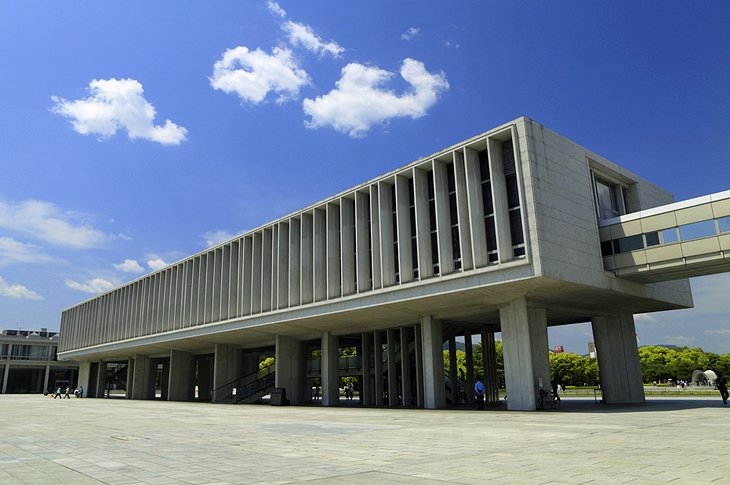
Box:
213;363;276;404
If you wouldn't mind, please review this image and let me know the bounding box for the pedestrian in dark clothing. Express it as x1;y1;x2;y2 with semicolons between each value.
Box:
474;378;485;410
716;373;728;405
53;387;62;399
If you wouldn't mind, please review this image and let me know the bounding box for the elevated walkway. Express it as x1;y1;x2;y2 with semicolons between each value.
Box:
599;190;730;282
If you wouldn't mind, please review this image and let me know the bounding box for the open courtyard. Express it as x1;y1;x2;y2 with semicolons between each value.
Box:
0;395;728;484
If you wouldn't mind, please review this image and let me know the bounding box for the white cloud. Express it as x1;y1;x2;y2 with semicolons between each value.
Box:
443;40;460;49
147;257;167;271
401;27;420;41
282;21;344;58
0;237;52;265
303;58;449;137
52;78;187;145
65;277;115;294
634;313;657;323
113;259;144;273
204;230;236;247
267;0;287;17
704;328;730;335
0;275;43;300
0;199;107;249
210;46;310;104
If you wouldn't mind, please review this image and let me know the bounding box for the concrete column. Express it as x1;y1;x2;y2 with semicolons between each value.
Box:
414;324;425;408
387;329;398;407
448;336;458;404
131;355;154;400
400;327;412;407
591;314;645;404
500;297;549;411
361;332;372;405
420;315;445;409
321;332;338;406
482;328;499;404
212;344;242;402
276;335;307;405
77;362;91;397
2;361;11;393
159;360;170;400
197;356;213;401
43;363;51;392
464;331;474;404
373;331;383;405
168;350;194;401
125;358;134;398
93;361;107;398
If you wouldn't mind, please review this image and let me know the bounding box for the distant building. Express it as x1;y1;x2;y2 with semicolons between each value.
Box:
1;328;79;394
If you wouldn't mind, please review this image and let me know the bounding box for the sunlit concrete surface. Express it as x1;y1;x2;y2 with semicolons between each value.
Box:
0;395;728;484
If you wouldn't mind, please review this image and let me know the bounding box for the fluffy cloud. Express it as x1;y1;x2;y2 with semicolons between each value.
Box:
283;21;344;58
401;27;420;41
65;277;115;294
204;230;236;247
113;259;144;273
0;275;43;300
0;199;106;249
51;78;187;145
267;0;286;17
303;58;449;137
147;257;167;271
0;237;52;265
210;46;310;104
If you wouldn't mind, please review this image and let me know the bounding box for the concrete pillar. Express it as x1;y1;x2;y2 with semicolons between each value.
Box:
2;361;11;393
482;327;499;404
321;332;338;406
197;356;213;401
448;336;458;404
130;355;154;400
373;331;383;405
500;297;549;411
400;327;412;407
387;329;398;407
414;324;424;408
125;358;134;398
591;314;645;404
77;362;91;397
93;361;107;398
361;332;372;405
43;363;51;392
276;335;307;405
159;360;170;400
421;315;445;409
464;331;474;404
168;350;194;401
212;344;242;402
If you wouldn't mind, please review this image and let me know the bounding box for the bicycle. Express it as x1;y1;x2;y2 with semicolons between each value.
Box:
537;388;560;409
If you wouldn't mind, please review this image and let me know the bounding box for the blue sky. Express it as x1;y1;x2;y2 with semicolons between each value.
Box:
1;1;728;353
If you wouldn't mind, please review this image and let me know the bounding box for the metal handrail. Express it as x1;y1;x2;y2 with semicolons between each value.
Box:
212;361;276;398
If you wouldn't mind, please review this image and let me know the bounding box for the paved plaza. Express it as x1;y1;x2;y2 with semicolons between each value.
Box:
0;395;728;484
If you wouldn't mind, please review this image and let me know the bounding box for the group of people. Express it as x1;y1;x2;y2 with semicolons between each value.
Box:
50;386;84;399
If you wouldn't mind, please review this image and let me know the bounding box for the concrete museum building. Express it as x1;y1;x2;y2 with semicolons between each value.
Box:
58;117;730;411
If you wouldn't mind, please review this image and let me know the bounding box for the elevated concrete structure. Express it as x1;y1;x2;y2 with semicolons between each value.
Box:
59;117;714;411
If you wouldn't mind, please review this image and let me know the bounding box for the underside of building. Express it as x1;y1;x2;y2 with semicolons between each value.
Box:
59;117;730;410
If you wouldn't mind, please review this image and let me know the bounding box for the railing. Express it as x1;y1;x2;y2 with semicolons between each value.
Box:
212;362;276;403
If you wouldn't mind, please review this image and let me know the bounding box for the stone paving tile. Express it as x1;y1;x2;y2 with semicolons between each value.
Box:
1;396;729;484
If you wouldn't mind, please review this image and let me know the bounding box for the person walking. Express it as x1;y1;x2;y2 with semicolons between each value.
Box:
53;387;62;399
63;386;71;399
716;373;728;405
474;378;485;410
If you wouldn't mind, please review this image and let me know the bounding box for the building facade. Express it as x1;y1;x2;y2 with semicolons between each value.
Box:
58;117;699;410
1;328;79;394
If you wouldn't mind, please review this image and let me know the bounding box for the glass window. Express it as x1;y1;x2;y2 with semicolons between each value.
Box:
612;235;644;254
601;240;613;256
718;216;730;234
644;232;660;247
661;228;678;244
679;220;716;241
595;178;620;220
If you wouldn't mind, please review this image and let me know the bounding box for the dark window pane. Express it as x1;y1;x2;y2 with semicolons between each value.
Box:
481;181;494;214
509;209;524;245
431;232;439;264
449;194;458;223
506;175;520;208
393;241;399;272
488;253;499;263
513;247;525;257
644;232;660;247
451;226;461;260
410;209;416;235
447;164;455;192
502;140;515;175
429;201;437;229
485;216;497;250
427;171;434;199
411;237;418;269
613;235;643;253
601;240;614;256
478;150;490;182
